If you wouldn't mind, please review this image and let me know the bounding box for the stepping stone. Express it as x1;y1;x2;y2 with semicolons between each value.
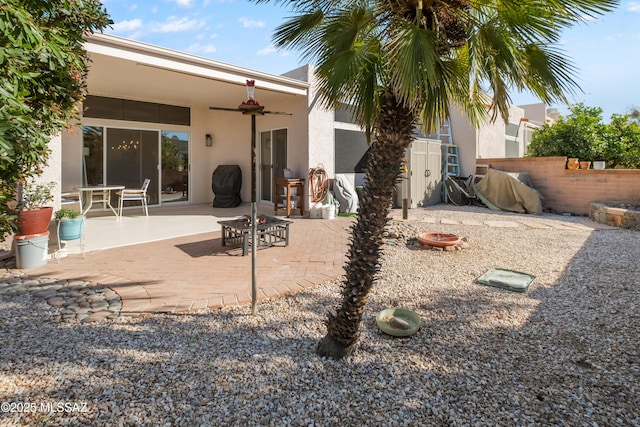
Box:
484;220;519;228
68;280;87;287
73;306;91;314
76;313;90;322
102;290;118;300
34;289;58;299
91;300;109;309
518;221;552;229
82;311;111;323
0;285;26;294
47;296;66;307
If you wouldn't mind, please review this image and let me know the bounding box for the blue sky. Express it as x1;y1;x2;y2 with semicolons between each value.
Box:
102;0;640;120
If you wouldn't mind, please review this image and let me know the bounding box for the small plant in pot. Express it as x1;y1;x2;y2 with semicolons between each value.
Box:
55;208;85;241
15;181;55;235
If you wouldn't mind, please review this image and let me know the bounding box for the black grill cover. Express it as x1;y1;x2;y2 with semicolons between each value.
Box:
212;165;242;208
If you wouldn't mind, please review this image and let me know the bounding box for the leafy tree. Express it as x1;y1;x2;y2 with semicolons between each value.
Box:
0;0;111;239
600;114;640;168
526;103;640;168
526;103;605;160
257;0;617;359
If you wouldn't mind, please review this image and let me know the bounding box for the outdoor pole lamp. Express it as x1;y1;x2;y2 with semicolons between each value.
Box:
205;133;213;146
209;79;290;315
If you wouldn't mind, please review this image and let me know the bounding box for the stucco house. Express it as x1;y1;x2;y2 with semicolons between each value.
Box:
42;33;550;214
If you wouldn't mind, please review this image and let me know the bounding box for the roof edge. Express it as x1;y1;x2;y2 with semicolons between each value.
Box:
85;33;309;91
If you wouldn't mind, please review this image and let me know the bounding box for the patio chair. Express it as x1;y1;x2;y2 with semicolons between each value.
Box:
117;178;150;217
61;190;83;212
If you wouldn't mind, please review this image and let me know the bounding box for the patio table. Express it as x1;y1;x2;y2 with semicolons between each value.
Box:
74;185;125;218
218;215;292;256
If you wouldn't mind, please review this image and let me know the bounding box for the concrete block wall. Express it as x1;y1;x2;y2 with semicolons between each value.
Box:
477;156;640;215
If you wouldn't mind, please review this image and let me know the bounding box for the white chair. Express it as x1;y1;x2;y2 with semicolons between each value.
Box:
61;190;83;212
117;178;150;217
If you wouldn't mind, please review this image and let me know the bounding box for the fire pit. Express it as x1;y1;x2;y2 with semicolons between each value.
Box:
218;215;291;256
417;232;461;247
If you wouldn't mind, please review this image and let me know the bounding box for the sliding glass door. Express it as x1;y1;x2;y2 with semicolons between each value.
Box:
260;128;287;202
106;128;159;205
161;131;189;203
82;125;190;209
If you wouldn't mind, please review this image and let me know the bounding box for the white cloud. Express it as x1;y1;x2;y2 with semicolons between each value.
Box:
171;0;194;6
154;16;204;33
257;45;277;56
239;17;265;29
187;43;218;54
578;13;597;22
628;2;640;12
604;33;624;41
111;19;143;32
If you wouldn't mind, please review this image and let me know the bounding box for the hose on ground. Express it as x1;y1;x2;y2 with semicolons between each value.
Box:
309;166;328;203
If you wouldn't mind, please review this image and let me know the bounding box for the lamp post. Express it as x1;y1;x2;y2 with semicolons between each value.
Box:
209;80;290;315
238;80;264;315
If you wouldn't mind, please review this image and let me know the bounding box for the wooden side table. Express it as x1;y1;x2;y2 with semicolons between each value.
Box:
274;178;305;217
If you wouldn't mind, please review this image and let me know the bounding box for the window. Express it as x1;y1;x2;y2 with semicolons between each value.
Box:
335;103;358;124
334;129;369;173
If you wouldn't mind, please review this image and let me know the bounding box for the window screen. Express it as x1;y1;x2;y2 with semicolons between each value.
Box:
335;129;369;173
84;95;190;126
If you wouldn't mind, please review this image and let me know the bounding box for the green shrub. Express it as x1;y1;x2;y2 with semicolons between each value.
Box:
526;103;640;169
54;208;83;220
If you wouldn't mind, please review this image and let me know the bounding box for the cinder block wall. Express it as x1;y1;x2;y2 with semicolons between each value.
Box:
477;157;640;215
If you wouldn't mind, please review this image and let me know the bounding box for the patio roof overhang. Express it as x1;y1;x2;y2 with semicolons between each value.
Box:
83;33;309;109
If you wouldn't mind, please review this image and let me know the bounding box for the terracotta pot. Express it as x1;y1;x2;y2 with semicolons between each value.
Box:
580;161;591;170
418;232;460;247
567;158;580;170
16;207;53;235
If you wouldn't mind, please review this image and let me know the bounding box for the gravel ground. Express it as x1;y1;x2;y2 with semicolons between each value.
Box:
1;206;639;426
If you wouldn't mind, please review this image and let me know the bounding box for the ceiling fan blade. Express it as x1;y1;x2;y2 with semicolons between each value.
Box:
209;106;242;112
209;106;292;115
263;111;293;115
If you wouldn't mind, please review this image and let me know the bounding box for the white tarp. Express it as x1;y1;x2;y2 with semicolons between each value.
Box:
333;174;359;213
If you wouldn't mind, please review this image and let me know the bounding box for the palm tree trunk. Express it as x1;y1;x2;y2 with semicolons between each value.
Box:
317;90;415;359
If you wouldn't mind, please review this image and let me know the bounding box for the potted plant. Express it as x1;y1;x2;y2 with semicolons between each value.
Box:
55;208;85;241
579;160;591;170
15;181;55;235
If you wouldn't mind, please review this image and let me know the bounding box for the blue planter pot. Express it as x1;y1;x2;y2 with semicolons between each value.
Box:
57;217;84;241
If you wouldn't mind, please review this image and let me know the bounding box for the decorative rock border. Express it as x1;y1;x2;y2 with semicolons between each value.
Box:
0;270;121;322
590;202;640;230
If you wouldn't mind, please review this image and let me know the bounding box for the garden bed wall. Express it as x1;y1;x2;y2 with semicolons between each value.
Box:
476;156;640;216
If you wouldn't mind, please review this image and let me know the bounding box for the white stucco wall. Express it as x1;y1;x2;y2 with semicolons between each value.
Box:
448;107;477;177
519;103;547;125
285;65;336;179
38;133;63;210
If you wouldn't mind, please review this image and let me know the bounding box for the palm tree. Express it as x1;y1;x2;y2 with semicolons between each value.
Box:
255;0;617;359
